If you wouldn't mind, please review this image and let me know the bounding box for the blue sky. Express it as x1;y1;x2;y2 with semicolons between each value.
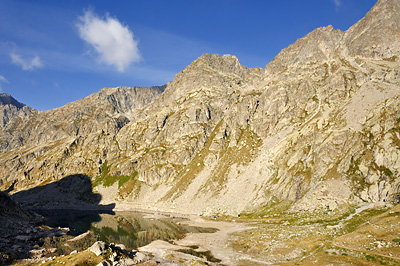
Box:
0;0;376;111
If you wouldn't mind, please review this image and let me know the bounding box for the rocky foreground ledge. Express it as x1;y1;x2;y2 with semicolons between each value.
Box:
1;230;221;266
88;241;149;266
0;225;69;263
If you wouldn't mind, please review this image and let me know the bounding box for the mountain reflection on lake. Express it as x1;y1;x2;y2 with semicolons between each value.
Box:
36;210;217;249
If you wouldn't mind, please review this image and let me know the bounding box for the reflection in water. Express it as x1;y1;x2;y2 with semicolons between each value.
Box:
34;209;112;236
36;210;216;249
92;212;216;249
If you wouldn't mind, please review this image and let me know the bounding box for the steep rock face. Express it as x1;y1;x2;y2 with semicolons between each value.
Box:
343;0;400;59
0;93;38;155
266;25;344;75
1;0;400;215
250;0;400;212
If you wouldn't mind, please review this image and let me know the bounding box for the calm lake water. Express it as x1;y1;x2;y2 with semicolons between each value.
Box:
35;210;216;249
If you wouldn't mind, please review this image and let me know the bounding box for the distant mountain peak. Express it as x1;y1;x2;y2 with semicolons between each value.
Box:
0;93;26;109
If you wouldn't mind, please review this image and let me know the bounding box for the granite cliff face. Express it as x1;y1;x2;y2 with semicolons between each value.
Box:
1;0;400;215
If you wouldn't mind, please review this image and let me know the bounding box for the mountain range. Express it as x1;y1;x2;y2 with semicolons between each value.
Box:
1;0;400;216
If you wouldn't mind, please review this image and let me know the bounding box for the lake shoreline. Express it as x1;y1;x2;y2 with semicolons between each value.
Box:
139;214;254;265
5;207;254;265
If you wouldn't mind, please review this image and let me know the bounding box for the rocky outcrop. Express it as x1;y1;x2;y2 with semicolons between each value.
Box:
1;0;400;215
90;241;149;266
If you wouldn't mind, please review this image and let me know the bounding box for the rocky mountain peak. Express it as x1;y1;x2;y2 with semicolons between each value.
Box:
0;93;36;129
193;53;243;72
343;0;400;59
0;93;26;109
173;53;247;83
266;25;344;75
154;53;254;106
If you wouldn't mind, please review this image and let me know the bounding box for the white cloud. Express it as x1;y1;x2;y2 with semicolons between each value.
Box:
77;10;140;72
10;52;44;71
0;75;8;83
0;75;8;92
332;0;341;8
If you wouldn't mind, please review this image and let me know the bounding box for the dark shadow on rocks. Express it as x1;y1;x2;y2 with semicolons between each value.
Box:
5;180;16;193
11;174;115;235
11;174;115;211
0;190;44;237
33;209;113;236
0;175;116;263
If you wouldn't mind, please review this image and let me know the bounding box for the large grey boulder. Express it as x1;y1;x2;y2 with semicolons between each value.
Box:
90;241;108;256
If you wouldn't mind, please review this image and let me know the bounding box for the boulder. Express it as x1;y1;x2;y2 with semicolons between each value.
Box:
120;258;136;266
96;262;111;266
133;252;148;264
90;241;108;256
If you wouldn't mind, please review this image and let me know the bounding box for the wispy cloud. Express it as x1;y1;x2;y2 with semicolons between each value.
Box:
332;0;341;8
0;76;8;83
0;75;8;92
10;52;44;71
77;10;140;72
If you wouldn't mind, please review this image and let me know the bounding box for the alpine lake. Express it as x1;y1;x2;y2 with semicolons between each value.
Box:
34;210;217;251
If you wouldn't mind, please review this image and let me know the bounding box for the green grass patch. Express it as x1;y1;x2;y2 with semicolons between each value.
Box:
240;198;293;219
381;166;393;178
75;261;97;266
383;56;398;62
343;217;365;233
93;160;138;188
